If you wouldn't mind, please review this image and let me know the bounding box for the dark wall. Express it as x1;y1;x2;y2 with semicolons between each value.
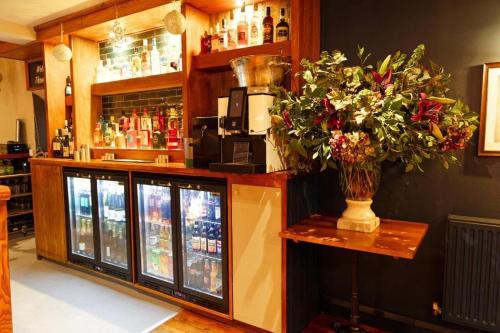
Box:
318;0;500;328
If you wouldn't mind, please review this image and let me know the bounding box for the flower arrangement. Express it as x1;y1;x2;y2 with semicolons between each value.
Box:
270;45;478;174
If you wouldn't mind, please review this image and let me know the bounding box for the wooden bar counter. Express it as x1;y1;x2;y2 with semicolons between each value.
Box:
0;185;12;333
30;157;291;333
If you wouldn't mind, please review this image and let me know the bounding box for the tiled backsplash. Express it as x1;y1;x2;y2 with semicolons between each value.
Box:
102;88;183;119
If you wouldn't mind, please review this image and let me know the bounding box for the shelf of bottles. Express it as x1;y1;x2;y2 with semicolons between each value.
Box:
180;188;223;299
93;104;183;150
97;179;128;269
96;28;182;84
67;176;94;259
200;0;291;55
137;183;174;283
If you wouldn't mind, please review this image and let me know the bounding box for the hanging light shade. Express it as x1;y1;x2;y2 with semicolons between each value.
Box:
53;23;72;62
164;0;186;35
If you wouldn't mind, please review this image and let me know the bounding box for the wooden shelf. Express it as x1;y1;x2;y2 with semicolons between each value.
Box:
91;72;183;96
280;215;428;259
8;209;33;218
10;193;32;199
0;173;31;180
193;41;291;71
0;153;29;160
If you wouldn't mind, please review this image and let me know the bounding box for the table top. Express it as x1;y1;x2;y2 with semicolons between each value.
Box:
279;215;428;259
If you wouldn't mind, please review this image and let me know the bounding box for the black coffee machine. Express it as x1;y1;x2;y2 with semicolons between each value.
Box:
208;87;285;174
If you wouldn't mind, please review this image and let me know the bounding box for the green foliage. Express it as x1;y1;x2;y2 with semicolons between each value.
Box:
269;44;478;174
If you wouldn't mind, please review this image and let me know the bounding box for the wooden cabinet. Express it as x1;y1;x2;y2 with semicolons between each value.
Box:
0;186;12;333
231;184;283;333
31;164;67;262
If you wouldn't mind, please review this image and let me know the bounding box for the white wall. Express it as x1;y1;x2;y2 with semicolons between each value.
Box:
0;58;36;150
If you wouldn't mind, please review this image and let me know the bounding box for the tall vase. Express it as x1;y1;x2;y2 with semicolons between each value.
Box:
337;161;381;233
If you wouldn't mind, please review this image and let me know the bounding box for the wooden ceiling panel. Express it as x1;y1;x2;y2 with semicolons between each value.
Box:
0;41;43;60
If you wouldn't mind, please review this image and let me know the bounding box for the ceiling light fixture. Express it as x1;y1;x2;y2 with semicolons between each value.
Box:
53;23;72;62
108;1;128;51
164;0;186;35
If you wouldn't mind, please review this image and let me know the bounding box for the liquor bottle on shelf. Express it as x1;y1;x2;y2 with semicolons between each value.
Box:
237;4;249;47
152;106;160;130
103;123;113;147
65;76;72;96
227;10;238;49
250;3;261;45
200;31;211;54
119;110;129;132
126;120;138;149
211;26;220;52
262;6;274;44
93;119;103;147
275;8;290;42
141;39;151;76
132;47;142;77
141;108;153;135
62;130;70;158
219;19;228;50
152;127;163;149
52;129;62;158
151;37;161;75
115;130;126;149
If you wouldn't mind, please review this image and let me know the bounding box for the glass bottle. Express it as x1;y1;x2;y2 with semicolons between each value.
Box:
250;3;260;45
211;25;220;52
219;19;228;51
262;6;274;44
227;10;237;49
150;37;161;75
237;5;249;47
131;47;142;77
275;8;290;42
65;76;72;96
141;39;151;76
52;129;62;158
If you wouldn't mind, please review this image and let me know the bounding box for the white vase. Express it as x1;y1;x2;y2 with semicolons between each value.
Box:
337;199;380;233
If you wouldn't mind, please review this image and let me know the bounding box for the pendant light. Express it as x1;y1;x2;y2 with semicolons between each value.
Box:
108;1;127;51
164;0;186;35
53;23;72;62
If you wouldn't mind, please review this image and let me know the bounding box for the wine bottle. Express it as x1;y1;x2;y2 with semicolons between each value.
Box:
262;6;274;44
275;8;290;42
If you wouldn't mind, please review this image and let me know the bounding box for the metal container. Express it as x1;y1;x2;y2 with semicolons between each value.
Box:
229;55;291;93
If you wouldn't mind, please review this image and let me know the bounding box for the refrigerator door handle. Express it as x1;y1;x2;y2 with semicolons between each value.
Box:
178;184;193;189
158;181;172;187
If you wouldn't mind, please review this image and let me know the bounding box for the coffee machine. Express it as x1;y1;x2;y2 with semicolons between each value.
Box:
208;87;285;174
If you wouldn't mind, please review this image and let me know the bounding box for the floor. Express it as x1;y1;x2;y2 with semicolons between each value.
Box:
9;236;180;333
153;310;251;333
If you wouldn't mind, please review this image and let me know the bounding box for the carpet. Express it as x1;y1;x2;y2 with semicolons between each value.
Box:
9;237;180;333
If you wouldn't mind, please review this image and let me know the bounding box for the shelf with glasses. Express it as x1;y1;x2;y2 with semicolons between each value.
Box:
193;40;291;72
91;72;183;96
0;173;31;180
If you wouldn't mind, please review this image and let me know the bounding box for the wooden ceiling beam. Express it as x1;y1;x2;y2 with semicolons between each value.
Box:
35;0;172;42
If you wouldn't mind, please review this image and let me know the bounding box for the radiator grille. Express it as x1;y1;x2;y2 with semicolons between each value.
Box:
443;215;500;332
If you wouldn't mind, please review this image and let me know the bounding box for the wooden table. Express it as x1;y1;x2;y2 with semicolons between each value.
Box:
280;215;428;333
0;186;12;333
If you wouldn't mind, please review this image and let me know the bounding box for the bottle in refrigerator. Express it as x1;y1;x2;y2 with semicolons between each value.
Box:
216;228;222;255
207;224;216;254
210;260;218;293
203;258;210;290
200;223;208;253
192;221;200;251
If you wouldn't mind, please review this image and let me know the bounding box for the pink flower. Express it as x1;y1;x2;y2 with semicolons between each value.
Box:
283;111;293;129
371;68;393;90
411;93;442;123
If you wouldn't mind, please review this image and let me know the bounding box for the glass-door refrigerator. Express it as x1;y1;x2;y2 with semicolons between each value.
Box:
134;177;178;294
177;182;229;313
64;169;132;281
133;175;228;314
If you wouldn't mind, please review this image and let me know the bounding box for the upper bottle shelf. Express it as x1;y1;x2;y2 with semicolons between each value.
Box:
193;40;290;71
